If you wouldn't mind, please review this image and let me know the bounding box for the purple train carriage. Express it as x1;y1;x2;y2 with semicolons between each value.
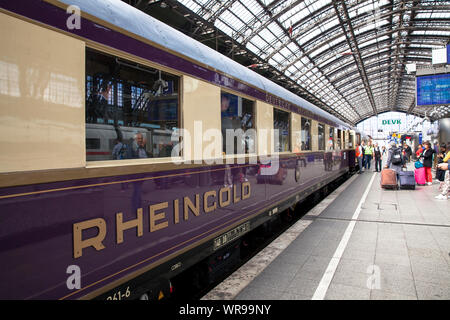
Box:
0;0;362;299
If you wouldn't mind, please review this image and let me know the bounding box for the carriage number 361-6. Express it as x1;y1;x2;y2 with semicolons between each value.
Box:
106;287;131;300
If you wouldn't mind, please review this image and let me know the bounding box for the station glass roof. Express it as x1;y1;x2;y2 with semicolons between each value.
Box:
128;0;450;125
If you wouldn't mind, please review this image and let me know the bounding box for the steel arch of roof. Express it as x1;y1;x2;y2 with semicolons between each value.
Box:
131;0;450;123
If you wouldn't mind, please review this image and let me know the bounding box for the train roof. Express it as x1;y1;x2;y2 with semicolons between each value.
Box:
61;0;352;129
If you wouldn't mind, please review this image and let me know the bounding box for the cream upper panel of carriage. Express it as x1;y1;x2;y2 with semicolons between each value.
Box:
59;0;350;130
0;12;85;173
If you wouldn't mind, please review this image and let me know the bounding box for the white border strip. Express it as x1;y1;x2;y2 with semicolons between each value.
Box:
312;172;377;300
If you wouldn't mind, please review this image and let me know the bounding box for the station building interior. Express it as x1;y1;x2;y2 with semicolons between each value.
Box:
0;0;449;302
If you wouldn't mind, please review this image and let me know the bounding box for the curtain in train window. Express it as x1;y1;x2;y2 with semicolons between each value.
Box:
318;123;325;150
85;48;179;161
274;108;290;152
221;92;255;155
301;117;311;151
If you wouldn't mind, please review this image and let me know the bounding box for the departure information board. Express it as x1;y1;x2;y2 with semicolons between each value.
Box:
416;73;450;106
447;44;450;64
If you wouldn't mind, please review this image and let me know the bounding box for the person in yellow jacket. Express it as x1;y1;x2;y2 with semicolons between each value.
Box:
443;147;450;163
364;140;374;170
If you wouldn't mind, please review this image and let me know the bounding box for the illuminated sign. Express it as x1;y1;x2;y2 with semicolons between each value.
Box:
416;73;450;106
448;44;450;64
381;119;401;125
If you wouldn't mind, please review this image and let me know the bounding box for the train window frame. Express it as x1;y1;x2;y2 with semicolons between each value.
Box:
337;129;342;150
328;126;335;151
300;116;312;151
343;130;347;150
317;123;325;151
220;90;256;157
349;132;355;148
273;107;291;153
84;46;183;167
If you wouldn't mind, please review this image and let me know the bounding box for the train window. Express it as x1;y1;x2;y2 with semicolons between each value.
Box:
328;127;334;150
318;123;325;150
349;133;355;148
337;129;342;149
221;92;255;155
85;49;180;161
301;117;311;151
343;131;347;149
273;108;290;152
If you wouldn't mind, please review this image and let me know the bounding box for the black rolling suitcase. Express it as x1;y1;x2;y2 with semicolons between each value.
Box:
398;171;415;190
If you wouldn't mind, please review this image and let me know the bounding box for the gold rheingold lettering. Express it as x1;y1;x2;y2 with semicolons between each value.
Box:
233;184;241;203
116;209;143;244
204;190;217;213
242;181;251;200
149;202;169;232
73;218;107;259
184;194;200;220
174;199;180;224
219;187;231;207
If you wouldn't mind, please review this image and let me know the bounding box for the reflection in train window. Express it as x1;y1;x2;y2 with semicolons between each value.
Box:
349;132;354;148
221;92;255;155
274;108;290;152
328;127;334;150
301;117;311;151
86;138;100;150
343;131;347;149
85;48;179;161
318;123;325;151
337;129;342;149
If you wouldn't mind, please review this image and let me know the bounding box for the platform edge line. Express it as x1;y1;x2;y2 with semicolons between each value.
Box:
312;172;377;300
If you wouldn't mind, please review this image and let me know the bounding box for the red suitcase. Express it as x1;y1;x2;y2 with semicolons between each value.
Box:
381;169;398;189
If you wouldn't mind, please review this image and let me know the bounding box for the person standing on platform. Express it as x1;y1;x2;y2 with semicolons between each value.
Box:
433;140;439;169
374;143;382;172
435;158;450;200
403;143;412;162
415;144;423;159
131;132;150;159
361;140;366;169
385;141;403;174
364;140;374;171
436;144;447;192
421;141;435;186
356;143;363;174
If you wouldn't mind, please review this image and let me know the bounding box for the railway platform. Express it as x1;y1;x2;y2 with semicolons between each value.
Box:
202;161;450;300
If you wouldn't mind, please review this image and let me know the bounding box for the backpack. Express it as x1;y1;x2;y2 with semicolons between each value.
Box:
113;142;128;160
118;144;128;159
374;147;381;158
392;147;402;165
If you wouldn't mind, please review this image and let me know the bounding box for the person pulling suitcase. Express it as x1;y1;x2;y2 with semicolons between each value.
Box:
385;141;403;174
381;141;404;190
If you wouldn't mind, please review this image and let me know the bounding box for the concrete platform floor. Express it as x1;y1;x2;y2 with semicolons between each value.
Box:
202;161;450;300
